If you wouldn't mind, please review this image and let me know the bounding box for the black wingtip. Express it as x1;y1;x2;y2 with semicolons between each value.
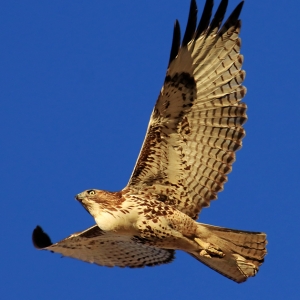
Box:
32;225;52;249
219;1;244;35
195;0;214;39
207;0;228;36
182;0;198;47
228;1;244;22
168;0;244;67
168;20;181;67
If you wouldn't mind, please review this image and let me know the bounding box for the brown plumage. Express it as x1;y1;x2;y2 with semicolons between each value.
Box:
33;0;267;283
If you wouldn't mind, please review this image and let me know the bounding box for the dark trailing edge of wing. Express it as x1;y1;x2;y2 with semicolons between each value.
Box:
168;0;244;67
32;226;52;249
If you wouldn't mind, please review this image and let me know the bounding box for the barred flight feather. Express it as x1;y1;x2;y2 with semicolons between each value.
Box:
128;0;246;220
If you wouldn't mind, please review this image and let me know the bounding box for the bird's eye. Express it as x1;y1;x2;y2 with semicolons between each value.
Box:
87;190;96;195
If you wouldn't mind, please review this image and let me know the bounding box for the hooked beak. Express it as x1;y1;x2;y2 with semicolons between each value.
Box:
75;193;84;202
75;193;92;216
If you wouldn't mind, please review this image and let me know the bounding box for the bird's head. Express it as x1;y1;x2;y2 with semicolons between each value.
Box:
75;189;123;216
75;189;100;215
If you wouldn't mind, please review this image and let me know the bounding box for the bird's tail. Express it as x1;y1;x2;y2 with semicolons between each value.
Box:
191;223;267;283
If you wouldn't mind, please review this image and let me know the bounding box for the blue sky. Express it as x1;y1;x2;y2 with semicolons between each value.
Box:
1;0;299;299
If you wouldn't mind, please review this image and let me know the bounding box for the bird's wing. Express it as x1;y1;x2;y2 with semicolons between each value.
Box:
127;0;246;220
32;226;174;268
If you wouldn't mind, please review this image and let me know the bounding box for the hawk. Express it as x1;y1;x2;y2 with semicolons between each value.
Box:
33;0;267;283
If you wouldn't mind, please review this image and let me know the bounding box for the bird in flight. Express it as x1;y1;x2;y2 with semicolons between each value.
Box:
33;0;267;283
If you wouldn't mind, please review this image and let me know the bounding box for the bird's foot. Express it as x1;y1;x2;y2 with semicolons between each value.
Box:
195;238;225;258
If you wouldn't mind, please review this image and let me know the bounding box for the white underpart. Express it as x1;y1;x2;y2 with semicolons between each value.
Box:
92;203;140;236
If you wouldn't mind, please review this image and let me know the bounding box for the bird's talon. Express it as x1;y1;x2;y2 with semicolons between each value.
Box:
195;238;225;258
200;250;211;258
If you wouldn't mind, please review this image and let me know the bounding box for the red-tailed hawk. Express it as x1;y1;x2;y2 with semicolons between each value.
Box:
33;0;267;283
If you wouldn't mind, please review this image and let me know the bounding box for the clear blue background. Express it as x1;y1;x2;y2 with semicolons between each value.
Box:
1;1;299;299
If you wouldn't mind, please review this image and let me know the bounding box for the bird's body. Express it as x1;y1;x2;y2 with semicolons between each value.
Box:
77;189;198;248
33;0;267;283
73;188;266;283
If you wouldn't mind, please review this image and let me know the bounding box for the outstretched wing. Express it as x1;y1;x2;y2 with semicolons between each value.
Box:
127;0;246;220
32;226;174;268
